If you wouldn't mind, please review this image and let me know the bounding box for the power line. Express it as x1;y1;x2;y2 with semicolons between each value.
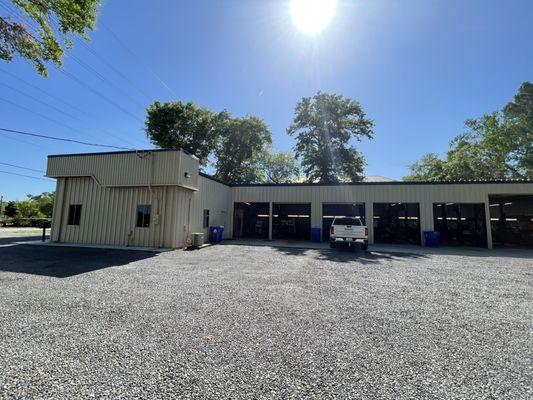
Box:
0;96;110;144
0;80;141;147
0;66;87;115
0;170;54;182
67;53;147;109
102;22;178;98
0;3;145;127
1;68;144;147
0;127;134;150
0;81;85;123
77;39;153;100
57;68;144;124
0;161;45;173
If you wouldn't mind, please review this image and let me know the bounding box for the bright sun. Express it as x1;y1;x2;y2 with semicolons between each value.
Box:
290;0;338;34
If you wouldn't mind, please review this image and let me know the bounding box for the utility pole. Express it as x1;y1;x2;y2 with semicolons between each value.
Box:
0;195;3;225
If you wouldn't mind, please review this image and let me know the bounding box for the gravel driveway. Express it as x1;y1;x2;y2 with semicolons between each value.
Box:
0;241;531;399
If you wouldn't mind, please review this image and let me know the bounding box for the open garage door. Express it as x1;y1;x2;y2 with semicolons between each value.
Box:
233;202;269;239
433;203;487;247
273;203;311;240
373;203;421;244
489;195;533;248
322;203;365;241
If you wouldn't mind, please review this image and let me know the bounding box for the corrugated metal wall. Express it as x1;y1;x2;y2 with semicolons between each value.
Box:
230;182;533;246
52;177;193;248
47;150;199;189
189;176;231;239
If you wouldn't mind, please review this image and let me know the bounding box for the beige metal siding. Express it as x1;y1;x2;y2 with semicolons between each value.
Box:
229;183;533;245
52;177;192;248
46;150;199;189
190;176;231;239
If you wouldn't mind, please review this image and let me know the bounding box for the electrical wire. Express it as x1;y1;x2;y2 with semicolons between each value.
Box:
0;127;134;150
0;161;45;173
101;22;178;98
0;68;143;146
0;170;54;182
0;96;111;144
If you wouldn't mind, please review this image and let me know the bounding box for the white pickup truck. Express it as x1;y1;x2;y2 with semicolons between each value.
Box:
329;217;368;250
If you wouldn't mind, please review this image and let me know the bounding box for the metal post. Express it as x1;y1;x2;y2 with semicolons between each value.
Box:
42;223;46;242
268;202;273;241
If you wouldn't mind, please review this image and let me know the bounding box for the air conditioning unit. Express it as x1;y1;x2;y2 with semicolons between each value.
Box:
191;233;204;248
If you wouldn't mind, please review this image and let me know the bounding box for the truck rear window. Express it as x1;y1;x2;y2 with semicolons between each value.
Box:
333;217;361;226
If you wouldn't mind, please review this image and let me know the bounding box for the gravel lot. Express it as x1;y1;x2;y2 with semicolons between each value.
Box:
0;239;532;399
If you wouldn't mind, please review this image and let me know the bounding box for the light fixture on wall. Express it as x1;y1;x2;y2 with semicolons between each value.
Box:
184;172;191;179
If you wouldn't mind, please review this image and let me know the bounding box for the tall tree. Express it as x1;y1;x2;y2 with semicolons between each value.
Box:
260;151;300;183
502;82;533;177
145;101;225;163
4;201;17;218
214;115;272;184
287;92;374;183
0;0;100;76
405;82;533;181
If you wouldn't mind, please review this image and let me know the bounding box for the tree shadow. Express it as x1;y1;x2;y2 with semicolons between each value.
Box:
271;245;427;264
0;243;156;278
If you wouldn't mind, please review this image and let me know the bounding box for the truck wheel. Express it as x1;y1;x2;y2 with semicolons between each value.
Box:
361;243;368;251
330;241;337;248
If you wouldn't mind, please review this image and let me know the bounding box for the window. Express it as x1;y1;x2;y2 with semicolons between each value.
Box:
136;204;151;228
203;209;210;228
67;204;82;226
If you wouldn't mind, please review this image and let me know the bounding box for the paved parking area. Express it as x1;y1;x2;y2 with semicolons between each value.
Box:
0;237;532;399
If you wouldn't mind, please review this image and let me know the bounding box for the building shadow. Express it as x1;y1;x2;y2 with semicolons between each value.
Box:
0;243;156;278
0;235;43;246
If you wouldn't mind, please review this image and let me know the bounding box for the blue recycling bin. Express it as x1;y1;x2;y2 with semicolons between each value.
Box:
209;226;224;243
424;230;440;247
311;227;321;243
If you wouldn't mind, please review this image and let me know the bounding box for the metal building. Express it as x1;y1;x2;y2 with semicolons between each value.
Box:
46;149;533;249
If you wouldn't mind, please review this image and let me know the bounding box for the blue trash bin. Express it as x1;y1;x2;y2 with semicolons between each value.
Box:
310;227;321;243
424;230;440;247
209;226;224;243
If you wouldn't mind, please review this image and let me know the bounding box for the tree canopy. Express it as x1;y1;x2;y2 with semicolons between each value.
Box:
405;82;533;181
145;101;226;164
287;92;374;183
0;0;100;76
213;115;272;184
260;151;300;184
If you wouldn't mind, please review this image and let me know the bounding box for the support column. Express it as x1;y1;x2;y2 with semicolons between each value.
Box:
268;202;273;241
365;202;374;244
419;201;434;247
484;200;493;249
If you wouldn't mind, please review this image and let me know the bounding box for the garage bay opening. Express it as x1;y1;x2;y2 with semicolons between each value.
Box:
433;203;487;247
233;202;270;239
373;203;421;244
322;203;365;241
273;203;311;240
489;195;533;248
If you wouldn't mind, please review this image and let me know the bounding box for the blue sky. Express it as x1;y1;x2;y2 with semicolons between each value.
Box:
1;0;532;200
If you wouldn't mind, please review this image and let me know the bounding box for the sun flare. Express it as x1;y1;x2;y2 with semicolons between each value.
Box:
290;0;338;34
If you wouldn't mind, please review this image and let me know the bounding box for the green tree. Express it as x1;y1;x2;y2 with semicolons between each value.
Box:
214;115;272;184
28;191;54;218
287;92;374;183
404;153;446;182
260;151;300;183
145;101;225;163
404;82;533;181
502;82;533;177
17;200;41;219
0;0;100;76
4;201;17;218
